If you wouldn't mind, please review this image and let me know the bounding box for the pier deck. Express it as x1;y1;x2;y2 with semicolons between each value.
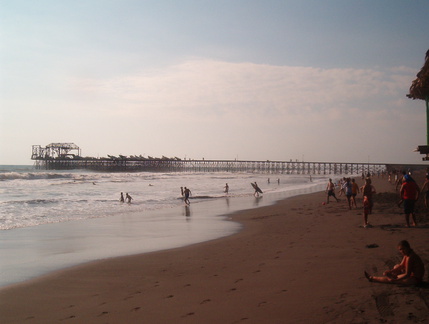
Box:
32;157;388;175
31;143;402;175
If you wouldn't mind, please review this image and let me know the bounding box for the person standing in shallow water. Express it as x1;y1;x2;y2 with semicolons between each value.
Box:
183;187;192;205
120;192;125;203
125;193;133;203
224;183;229;194
364;240;425;285
253;182;262;197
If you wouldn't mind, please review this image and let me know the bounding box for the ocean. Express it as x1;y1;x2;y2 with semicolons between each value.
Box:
0;165;330;287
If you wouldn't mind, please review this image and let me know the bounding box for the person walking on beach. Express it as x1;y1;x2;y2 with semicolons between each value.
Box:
364;240;425;285
361;178;376;226
342;178;353;210
183;187;192;205
120;192;125;203
400;174;420;227
362;195;371;228
125;193;133;203
326;178;338;203
351;178;360;208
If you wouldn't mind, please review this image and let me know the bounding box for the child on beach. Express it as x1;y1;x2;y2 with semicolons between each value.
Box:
363;196;370;227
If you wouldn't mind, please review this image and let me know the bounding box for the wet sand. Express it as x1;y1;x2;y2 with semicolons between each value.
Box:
1;174;428;323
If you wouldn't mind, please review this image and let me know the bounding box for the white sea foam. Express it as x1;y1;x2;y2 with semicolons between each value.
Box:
0;165;331;230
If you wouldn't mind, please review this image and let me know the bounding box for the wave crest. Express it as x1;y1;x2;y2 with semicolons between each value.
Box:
0;172;75;181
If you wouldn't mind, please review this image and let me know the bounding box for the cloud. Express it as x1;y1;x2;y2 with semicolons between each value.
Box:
69;58;416;126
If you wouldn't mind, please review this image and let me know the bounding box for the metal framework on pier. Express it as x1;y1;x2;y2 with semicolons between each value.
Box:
32;143;81;160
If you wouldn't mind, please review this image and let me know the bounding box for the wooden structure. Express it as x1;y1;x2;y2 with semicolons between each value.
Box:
408;50;429;160
32;144;388;175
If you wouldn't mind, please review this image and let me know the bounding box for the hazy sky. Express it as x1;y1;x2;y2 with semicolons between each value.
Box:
1;1;429;165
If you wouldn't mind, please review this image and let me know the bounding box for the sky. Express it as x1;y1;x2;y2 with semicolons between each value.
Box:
1;0;429;165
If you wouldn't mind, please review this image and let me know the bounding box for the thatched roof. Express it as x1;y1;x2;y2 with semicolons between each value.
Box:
407;49;429;100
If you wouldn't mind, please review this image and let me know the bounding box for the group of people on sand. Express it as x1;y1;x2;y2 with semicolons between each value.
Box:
325;172;426;286
325;177;376;228
363;174;426;286
326;172;426;228
120;192;133;203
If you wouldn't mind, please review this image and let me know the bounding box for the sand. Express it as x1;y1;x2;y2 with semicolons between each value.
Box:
1;174;428;323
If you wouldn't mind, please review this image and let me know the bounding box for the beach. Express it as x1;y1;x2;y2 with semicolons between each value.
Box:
1;173;428;323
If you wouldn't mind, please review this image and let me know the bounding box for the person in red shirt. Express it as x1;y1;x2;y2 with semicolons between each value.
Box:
400;174;420;227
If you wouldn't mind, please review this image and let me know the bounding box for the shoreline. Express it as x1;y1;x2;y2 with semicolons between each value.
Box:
0;179;327;288
1;174;428;323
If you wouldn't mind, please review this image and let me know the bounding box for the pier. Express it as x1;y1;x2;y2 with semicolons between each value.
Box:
31;143;391;175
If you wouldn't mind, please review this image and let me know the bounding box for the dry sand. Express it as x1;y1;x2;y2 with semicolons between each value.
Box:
1;174;428;323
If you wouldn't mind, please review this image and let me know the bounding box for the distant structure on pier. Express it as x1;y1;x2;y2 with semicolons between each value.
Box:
30;143;398;176
32;143;81;160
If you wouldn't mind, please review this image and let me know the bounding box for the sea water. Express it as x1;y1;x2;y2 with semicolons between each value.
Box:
0;165;331;287
0;165;328;230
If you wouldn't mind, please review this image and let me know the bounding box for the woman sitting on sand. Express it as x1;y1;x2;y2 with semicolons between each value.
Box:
364;240;425;285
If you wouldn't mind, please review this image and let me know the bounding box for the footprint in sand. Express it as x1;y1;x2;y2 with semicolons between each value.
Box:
374;293;394;317
181;312;195;318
